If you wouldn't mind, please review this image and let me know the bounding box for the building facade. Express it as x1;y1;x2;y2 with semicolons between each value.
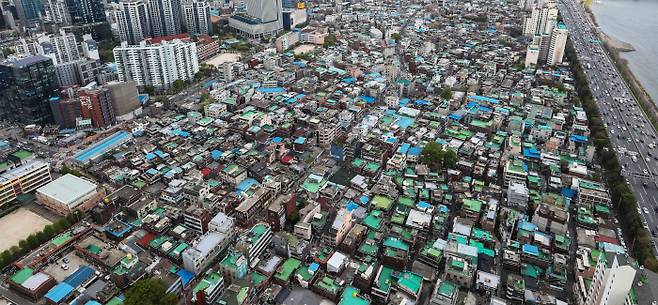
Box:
113;39;199;89
0;160;52;208
0;55;59;124
78;84;116;128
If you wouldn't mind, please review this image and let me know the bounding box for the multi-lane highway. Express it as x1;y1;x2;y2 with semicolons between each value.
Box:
558;0;658;249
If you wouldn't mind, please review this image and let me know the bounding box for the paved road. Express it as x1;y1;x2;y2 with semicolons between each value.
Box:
0;286;34;305
559;0;658;253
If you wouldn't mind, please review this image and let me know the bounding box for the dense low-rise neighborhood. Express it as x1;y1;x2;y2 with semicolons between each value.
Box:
0;0;655;304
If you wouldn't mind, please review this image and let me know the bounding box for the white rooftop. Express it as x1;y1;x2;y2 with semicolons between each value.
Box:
37;174;97;205
0;159;48;183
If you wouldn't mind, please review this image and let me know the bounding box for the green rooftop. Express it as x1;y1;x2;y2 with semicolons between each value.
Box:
383;236;409;251
314;275;341;295
11;150;33;160
437;280;457;297
375;266;394;292
397;272;423;295
371;195;393;210
363;210;383;230
11;268;33;284
463;199;482;213
51;232;72;246
250;223;269;244
339;286;370;305
275;258;302;282
193;272;223;294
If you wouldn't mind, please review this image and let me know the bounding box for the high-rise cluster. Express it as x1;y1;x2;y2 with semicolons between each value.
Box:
108;0;211;45
522;0;568;67
12;0;104;26
113;39;199;89
12;30;108;88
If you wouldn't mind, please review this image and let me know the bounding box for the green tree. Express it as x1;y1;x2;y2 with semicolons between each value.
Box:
60;165;84;177
170;80;187;94
26;234;40;248
98;41;119;63
286;209;300;225
143;85;156;96
443;149;458;168
324;33;336;48
125;278;178;305
440;87;452;100
10;246;22;259
2;48;14;57
419;142;459;171
35;231;47;243
0;250;13;268
390;33;401;41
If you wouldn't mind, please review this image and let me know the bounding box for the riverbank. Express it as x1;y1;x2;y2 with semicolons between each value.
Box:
579;0;658;132
600;32;635;52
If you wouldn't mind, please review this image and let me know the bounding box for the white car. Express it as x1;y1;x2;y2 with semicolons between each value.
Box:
644;207;650;214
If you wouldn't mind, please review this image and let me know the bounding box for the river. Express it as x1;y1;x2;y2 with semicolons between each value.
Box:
590;0;658;102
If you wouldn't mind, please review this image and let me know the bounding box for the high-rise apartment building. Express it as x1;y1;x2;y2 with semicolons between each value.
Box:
547;23;568;66
15;29;80;65
43;0;70;25
581;253;635;305
522;1;567;67
64;0;105;24
523;0;558;37
113;39;199;89
0;55;58;124
181;0;211;35
105;80;142;121
148;0;182;37
113;0;151;44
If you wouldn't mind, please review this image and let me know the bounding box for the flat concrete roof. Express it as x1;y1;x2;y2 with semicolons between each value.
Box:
37;174;97;205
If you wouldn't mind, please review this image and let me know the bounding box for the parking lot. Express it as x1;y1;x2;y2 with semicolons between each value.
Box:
42;252;88;282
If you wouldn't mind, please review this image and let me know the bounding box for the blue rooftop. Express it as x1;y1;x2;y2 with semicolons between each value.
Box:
469;95;499;104
408;147;422;156
173;130;190;138
342;77;356;84
46;283;74;303
522;244;539;256
518;221;537;232
570;135;588;143
522;147;541;159
448;113;463;120
236;178;258;194
74;131;132;163
256;87;286;94
64;266;94;287
398;143;411;154
211;149;223;160
177;269;195;287
359;95;376;104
